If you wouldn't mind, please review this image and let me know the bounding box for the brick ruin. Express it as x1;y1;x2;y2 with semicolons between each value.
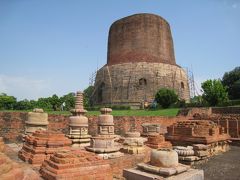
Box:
166;120;230;165
0;105;238;179
179;107;240;139
18;130;71;166
40;150;113;180
92;13;190;108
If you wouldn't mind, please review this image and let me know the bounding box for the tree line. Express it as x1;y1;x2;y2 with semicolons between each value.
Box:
0;86;94;111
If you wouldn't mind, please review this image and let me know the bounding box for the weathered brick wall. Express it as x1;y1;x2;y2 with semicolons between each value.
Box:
204;114;240;138
0;112;187;142
178;107;240;117
212;107;240;114
93;62;190;107
0;112;27;142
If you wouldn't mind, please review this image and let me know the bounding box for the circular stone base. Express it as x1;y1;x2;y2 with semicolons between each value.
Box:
71;143;90;148
85;146;120;153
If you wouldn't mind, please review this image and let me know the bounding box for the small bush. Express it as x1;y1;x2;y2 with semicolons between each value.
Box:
177;99;186;108
155;88;178;108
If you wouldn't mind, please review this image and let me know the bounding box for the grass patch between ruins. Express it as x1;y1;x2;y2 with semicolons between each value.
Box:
0;108;179;117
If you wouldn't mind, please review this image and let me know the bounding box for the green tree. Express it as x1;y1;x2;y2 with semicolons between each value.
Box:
83;86;94;107
49;94;62;111
0;93;17;110
201;79;228;106
60;93;75;111
35;97;52;110
14;99;34;110
155;88;178;108
222;67;240;99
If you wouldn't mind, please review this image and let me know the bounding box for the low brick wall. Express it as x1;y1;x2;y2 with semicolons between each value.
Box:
0;112;188;142
212;107;240;114
202;114;240;138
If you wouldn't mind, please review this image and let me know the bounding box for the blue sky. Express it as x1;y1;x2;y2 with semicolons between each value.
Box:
0;0;239;100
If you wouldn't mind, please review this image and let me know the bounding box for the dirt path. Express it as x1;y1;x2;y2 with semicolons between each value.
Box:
195;146;240;180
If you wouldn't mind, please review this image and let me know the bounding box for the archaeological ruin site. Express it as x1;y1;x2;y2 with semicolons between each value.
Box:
0;13;240;180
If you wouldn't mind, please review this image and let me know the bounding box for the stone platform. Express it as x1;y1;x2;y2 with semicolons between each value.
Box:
123;168;204;180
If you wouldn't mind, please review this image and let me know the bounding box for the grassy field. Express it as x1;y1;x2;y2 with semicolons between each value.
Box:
0;108;179;117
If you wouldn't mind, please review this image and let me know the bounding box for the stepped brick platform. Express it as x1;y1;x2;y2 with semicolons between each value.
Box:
166;120;230;156
166;120;230;144
18;130;71;166
145;133;172;149
40;149;112;180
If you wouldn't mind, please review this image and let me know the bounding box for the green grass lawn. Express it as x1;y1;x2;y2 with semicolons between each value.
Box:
0;108;179;117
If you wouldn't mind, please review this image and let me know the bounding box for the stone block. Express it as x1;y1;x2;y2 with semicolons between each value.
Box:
194;150;208;157
123;168;203;180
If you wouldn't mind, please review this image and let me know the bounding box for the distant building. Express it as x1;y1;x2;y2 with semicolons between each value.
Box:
92;13;190;108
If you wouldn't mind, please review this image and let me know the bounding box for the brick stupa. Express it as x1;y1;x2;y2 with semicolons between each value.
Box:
18;130;71;166
40;150;112;180
67;91;91;147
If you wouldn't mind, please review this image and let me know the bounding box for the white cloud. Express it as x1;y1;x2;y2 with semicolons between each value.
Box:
0;74;51;100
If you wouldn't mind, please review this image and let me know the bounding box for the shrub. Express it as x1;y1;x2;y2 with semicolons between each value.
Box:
155;88;178;108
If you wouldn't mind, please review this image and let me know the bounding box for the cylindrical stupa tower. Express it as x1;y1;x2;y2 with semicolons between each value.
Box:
107;13;176;66
92;13;190;108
